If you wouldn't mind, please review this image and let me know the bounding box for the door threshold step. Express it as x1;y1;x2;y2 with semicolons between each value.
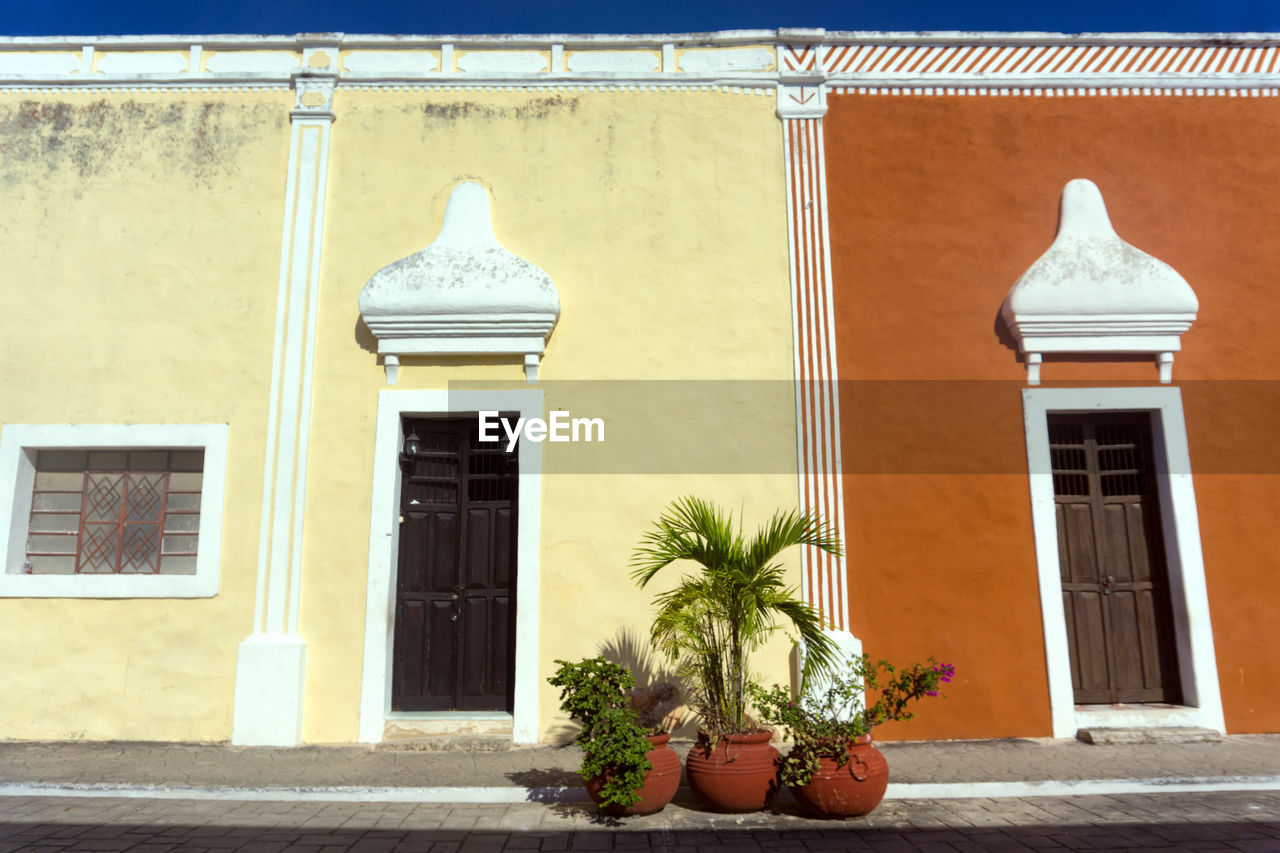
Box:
1076;726;1223;745
375;735;513;752
383;719;513;739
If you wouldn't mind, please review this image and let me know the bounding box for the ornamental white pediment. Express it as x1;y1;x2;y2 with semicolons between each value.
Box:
358;182;560;383
1001;179;1198;384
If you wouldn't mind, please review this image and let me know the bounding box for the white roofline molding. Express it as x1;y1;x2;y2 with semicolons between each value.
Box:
1001;179;1198;385
357;182;560;385
7;30;1280;49
6;32;1280;92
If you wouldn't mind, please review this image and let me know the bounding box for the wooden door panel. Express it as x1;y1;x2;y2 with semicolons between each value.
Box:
1108;589;1146;697
493;508;513;588
465;508;493;588
1058;503;1099;584
397;518;429;592
454;594;514;710
1110;593;1170;702
1100;503;1135;584
460;595;490;694
426;599;456;701
1068;589;1112;701
392;416;518;713
1136;589;1167;687
1124;503;1153;583
427;512;459;592
395;600;426;702
1050;413;1181;706
490;595;511;698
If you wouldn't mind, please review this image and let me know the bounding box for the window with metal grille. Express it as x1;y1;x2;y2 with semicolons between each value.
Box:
25;450;204;575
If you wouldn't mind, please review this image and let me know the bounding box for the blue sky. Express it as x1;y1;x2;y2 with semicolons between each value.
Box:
3;0;1279;36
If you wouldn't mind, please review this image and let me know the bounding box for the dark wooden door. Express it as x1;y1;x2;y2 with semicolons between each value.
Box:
1049;414;1181;705
392;416;518;712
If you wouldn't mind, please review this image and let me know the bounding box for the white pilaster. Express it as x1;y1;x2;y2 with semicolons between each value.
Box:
232;53;336;747
778;50;855;643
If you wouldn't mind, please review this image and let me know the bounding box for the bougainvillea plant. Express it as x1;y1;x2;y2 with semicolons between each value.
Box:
547;657;654;811
753;654;955;787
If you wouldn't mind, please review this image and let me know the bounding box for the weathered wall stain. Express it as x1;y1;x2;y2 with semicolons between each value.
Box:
417;94;580;126
0;98;286;188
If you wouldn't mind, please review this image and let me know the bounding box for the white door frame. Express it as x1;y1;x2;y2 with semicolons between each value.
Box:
1022;386;1225;737
358;388;544;744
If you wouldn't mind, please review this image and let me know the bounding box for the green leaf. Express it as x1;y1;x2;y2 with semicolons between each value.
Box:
630;497;842;735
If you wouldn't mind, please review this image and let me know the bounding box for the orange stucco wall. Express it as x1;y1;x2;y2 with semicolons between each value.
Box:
824;93;1280;738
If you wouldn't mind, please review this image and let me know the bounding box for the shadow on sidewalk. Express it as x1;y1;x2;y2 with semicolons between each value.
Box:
505;768;582;801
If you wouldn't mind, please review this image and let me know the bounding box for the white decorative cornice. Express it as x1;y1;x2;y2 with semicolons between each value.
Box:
358;182;560;384
1001;179;1198;385
5;32;1280;94
776;81;827;118
785;38;1280;93
289;42;338;119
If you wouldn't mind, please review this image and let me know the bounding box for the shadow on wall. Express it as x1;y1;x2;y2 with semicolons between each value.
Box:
993;308;1020;355
598;626;697;739
544;626;696;746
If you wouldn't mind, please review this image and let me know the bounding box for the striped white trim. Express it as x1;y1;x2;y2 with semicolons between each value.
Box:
831;86;1280;97
782;117;849;633
780;41;1280;93
785;41;1280;76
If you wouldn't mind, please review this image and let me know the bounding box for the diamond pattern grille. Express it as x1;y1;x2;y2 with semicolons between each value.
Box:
84;473;123;522
79;523;119;572
121;524;161;572
25;450;203;575
125;473;163;522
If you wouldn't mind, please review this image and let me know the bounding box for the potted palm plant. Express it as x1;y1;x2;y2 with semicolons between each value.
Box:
630;496;841;813
547;657;681;816
754;653;955;818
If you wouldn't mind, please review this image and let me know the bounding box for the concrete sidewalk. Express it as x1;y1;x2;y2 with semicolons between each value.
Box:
1;735;1278;802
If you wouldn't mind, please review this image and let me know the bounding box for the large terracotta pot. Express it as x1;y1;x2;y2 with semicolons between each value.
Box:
684;730;781;812
585;732;681;816
789;734;889;818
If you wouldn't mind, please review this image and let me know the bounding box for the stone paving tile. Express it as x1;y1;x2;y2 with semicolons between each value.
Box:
0;735;1266;791
1;791;1280;850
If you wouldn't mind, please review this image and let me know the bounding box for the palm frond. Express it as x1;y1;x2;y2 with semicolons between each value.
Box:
746;508;843;571
630;496;845;733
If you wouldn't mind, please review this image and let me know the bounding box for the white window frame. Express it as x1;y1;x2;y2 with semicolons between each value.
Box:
358;389;543;745
1022;387;1225;737
0;424;228;598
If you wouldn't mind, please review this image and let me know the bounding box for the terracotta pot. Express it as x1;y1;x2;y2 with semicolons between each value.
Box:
585;732;681;816
789;734;889;818
684;730;781;813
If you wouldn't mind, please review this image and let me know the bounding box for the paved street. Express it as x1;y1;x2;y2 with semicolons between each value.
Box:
2;736;1279;850
2;790;1280;852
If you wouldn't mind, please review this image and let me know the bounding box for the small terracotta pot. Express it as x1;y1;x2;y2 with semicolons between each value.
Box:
789;734;889;818
684;730;781;813
585;732;682;816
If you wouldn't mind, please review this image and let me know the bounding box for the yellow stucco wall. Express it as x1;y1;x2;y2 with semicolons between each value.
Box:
0;83;802;744
0;91;292;740
301;88;801;742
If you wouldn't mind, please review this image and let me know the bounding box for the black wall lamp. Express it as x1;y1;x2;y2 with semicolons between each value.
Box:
399;429;422;475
